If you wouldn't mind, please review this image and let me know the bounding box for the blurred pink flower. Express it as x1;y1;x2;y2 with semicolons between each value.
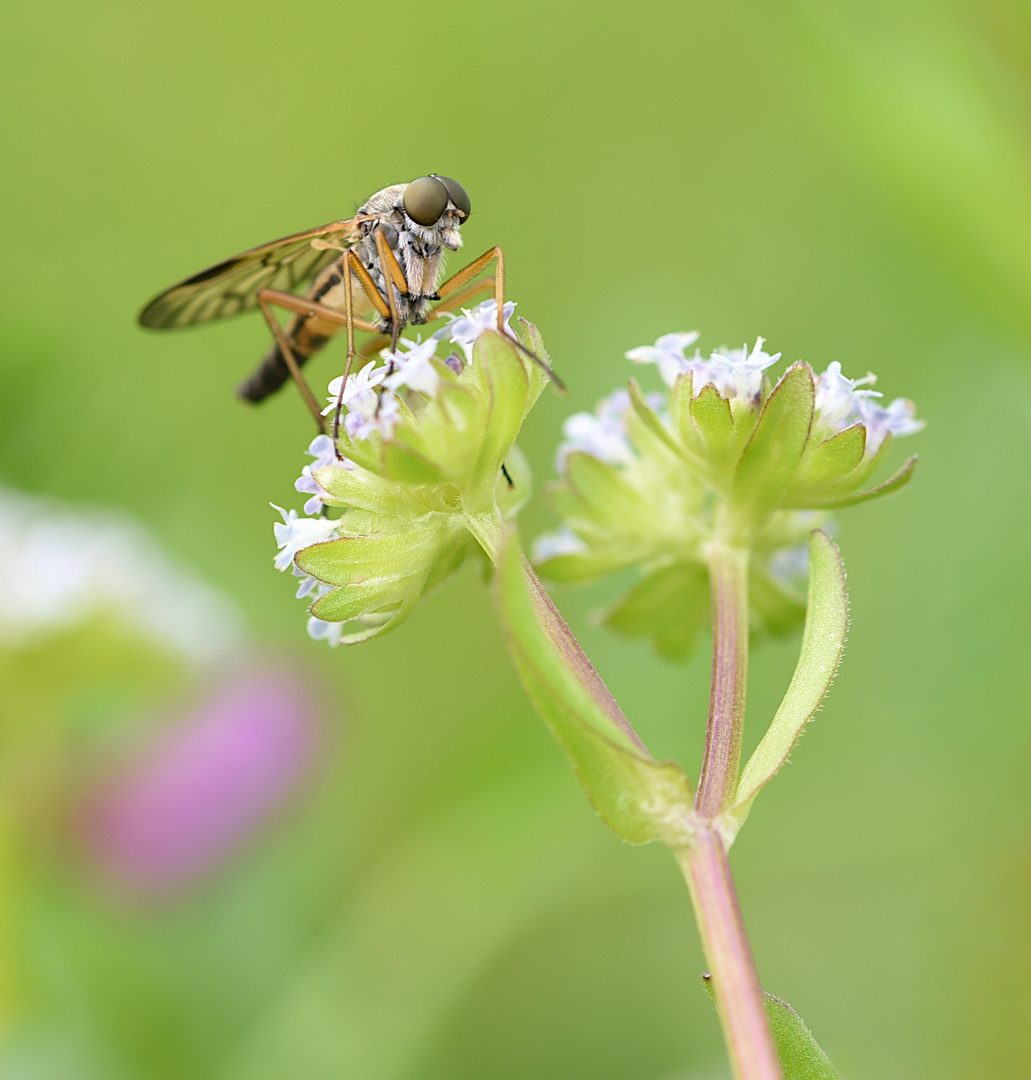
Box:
78;667;322;896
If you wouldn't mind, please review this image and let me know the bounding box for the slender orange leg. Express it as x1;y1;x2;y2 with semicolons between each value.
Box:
257;269;390;431
434;246;564;390
425;276;495;320
373;229;410;350
256;295;326;431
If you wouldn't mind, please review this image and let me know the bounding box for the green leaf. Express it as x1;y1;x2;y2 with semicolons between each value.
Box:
465;331;533;508
788;423;866;492
689;383;736;455
722;530;848;841
764;991;843;1079
732;364;815;523
702;977;843;1079
813;454;917;509
626;378;684;458
602;561;709;660
495;532;695;845
749;566;807;638
534;547;637;583
311;465;427;517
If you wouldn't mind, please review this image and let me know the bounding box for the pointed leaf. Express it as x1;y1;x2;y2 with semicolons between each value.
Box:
702;978;842;1079
311;465;421;516
813;454;917;509
732;364;815;521
563;452;654;526
764;992;843;1079
722;530;847;841
627;378;683;457
465;331;532;507
690;383;736;453
788;423;866;492
495;533;695;846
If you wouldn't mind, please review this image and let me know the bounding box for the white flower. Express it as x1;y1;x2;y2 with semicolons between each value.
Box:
532;526;588;562
0;486;243;663
306;616;343;648
626;332;700;386
343;390;400;441
435;299;518;363
291;567;321;599
627;333;779;402
272;505;339;572
323;361;386;417
699;339;782;402
294;434;353;515
555;390;636;470
813;362;880;432
813;362;923;452
383;336;443;396
857;395;924;453
553;389;670;471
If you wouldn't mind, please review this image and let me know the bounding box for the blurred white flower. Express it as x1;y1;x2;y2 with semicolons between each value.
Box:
532;526;588;562
0;487;243;663
343;390;400;441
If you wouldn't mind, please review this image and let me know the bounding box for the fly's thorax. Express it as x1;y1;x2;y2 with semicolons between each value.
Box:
343;182;468;329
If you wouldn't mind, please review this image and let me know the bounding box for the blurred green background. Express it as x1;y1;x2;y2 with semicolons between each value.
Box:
1;0;1030;1076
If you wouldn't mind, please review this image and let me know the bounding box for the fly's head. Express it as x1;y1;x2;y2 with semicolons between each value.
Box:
402;175;470;252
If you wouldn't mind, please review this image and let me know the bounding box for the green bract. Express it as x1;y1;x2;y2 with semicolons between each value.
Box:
535;350;920;660
291;322;548;644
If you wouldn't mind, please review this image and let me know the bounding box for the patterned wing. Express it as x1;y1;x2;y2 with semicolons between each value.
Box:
138;219;361;328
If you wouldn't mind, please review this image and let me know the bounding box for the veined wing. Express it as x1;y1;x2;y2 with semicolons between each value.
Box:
139;218;361;329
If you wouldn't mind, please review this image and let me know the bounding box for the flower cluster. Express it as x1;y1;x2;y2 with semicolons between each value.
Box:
272;300;546;646
534;332;922;659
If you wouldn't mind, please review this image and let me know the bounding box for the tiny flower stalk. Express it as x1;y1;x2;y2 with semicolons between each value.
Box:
272;321;918;1080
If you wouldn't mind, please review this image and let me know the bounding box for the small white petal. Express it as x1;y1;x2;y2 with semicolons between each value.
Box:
532;527;588;562
271;504;339;572
435;299;518;363
555;389;636;470
383;337;442;396
306;616;343;647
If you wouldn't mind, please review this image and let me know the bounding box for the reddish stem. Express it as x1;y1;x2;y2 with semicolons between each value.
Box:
686;542;781;1079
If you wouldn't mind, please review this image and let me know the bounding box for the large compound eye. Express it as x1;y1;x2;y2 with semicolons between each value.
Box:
434;175;471;219
404;176;449;226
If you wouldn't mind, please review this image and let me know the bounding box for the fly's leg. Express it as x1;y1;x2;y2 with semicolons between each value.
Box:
373;229;409;350
432;247;565;391
256;295;327;431
435;247;506;327
256;263;390;431
426;276;495;319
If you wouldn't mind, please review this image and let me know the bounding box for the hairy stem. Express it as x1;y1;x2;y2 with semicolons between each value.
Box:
696;543;749;818
688;541;781;1079
679;832;780;1080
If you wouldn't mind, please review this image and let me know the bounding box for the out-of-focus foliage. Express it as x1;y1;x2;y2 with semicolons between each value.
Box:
0;0;1030;1077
